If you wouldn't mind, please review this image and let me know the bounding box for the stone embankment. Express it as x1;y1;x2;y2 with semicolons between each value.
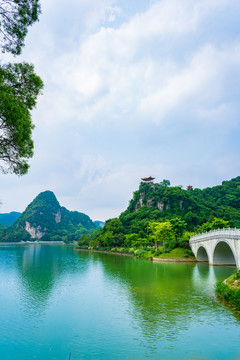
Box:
152;257;196;263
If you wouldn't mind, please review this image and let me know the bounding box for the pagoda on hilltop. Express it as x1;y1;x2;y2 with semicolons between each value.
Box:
141;176;155;183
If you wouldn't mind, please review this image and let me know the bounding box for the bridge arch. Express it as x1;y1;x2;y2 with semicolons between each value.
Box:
196;245;209;262
213;240;236;266
189;229;240;268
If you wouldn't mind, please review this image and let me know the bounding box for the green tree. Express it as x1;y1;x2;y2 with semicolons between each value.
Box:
124;233;138;247
0;0;41;55
0;63;43;174
160;179;171;187
0;1;43;175
78;233;92;247
197;218;230;233
170;217;187;242
99;231;115;248
148;221;173;252
148;222;159;251
156;221;174;252
103;218;125;234
149;221;173;252
210;218;229;230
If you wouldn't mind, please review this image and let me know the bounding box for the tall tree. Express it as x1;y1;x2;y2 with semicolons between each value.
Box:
0;0;43;175
170;218;187;243
0;62;43;175
148;221;173;252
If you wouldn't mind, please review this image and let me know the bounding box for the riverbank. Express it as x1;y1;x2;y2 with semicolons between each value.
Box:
75;247;134;257
215;270;240;310
75;246;196;262
153;257;196;262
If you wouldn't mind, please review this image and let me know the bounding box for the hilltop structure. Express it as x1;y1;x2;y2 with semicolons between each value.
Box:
141;176;155;183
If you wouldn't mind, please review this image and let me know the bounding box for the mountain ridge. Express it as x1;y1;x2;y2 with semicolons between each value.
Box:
0;212;21;226
0;190;96;242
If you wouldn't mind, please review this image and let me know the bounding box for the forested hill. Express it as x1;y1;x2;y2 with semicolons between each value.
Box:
0;212;21;226
0;191;96;242
119;176;240;233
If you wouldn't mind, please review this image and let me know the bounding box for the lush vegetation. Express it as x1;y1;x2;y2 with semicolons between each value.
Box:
77;177;240;258
216;270;240;310
0;212;21;226
0;0;43;175
0;191;96;242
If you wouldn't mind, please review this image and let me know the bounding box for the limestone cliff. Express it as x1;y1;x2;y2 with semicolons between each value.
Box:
24;221;45;239
133;183;185;212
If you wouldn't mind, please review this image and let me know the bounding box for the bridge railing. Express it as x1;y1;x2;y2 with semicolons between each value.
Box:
189;228;240;243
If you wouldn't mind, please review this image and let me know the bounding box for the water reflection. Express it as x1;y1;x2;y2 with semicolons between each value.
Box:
0;246;239;360
85;254;199;338
15;245;90;312
84;252;240;352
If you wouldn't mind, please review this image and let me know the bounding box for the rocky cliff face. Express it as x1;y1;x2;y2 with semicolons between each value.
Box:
134;193;183;212
24;221;46;239
54;209;61;223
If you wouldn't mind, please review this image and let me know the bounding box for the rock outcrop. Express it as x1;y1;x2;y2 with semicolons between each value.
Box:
25;221;45;239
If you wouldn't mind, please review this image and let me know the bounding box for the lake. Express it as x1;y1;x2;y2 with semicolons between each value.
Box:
0;244;239;360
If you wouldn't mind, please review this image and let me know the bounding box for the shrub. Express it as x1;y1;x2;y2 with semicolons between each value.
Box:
155;248;163;256
134;249;145;257
234;270;240;280
142;250;155;260
181;241;190;249
97;247;105;251
184;249;195;258
216;281;240;310
78;245;88;249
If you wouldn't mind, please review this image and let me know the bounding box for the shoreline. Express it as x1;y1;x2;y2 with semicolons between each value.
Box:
75;247;196;262
74;248;134;257
152;257;197;263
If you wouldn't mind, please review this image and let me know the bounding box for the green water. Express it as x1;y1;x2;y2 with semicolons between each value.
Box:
0;244;239;360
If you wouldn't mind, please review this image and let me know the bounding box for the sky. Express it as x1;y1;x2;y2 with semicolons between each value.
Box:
1;0;240;221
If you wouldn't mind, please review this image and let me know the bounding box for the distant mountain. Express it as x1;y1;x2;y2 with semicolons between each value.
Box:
0;212;21;226
0;191;96;242
94;221;105;228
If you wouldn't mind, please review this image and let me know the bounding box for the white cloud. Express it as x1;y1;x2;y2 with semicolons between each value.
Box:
1;0;240;220
32;0;240;130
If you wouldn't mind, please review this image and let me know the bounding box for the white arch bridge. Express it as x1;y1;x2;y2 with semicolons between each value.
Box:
189;228;240;269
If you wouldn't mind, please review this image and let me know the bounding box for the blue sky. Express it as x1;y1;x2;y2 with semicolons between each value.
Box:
1;0;240;221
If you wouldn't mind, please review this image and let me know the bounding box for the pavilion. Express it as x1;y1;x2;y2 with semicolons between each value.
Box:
141;176;155;183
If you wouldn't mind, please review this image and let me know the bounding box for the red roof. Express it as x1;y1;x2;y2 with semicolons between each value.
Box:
141;176;155;181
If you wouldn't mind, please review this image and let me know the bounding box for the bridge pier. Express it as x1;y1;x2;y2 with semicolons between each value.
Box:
190;229;240;269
